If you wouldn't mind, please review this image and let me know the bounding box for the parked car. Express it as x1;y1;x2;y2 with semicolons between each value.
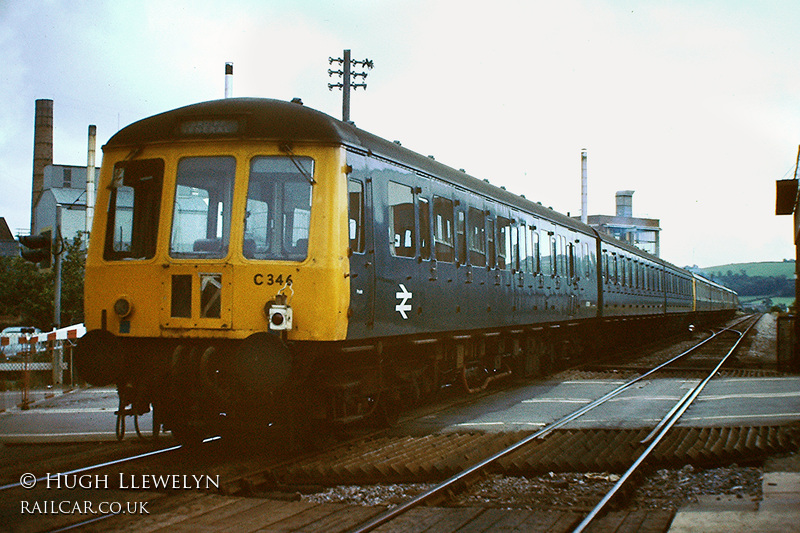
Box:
0;326;43;358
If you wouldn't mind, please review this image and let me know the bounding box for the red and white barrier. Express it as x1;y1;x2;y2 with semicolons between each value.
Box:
0;324;86;347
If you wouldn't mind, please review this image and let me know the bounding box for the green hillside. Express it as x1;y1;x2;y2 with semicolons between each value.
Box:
702;261;794;279
696;261;794;310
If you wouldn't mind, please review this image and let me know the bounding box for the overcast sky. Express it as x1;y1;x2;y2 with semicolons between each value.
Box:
1;0;798;268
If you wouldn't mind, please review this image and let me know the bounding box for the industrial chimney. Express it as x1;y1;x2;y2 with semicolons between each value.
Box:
616;190;634;218
224;62;233;98
31;99;53;233
580;149;588;224
86;125;97;237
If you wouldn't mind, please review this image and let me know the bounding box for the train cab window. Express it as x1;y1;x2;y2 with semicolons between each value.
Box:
457;210;467;265
496;217;511;270
348;179;364;254
170;156;235;260
433;196;454;262
468;207;486;267
242;156;313;261
104;158;164;261
389;181;415;258
419;197;431;260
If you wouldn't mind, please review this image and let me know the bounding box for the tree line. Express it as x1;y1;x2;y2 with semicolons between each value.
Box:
0;236;85;330
708;271;794;298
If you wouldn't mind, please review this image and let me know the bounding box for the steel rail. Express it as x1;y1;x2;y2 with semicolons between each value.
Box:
348;315;756;533
0;435;221;492
571;315;759;533
10;435;222;533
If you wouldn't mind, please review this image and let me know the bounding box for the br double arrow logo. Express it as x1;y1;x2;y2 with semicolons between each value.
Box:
395;284;412;319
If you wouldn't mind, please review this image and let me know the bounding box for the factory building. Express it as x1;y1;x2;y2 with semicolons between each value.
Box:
585;190;661;257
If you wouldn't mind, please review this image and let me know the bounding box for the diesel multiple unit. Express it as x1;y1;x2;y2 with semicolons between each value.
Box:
75;98;738;441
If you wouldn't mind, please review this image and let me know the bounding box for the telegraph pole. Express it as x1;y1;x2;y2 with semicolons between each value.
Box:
328;49;373;122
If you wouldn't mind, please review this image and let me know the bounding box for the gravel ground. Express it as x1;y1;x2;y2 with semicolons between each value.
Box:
303;465;763;511
303;314;795;511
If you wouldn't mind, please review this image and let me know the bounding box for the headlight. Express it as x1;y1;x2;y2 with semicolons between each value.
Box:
265;298;292;331
114;297;133;318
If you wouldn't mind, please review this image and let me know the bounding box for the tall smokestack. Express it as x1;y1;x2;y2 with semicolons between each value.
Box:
580;149;588;224
224;62;233;98
32;99;53;232
616;190;634;217
86;125;97;238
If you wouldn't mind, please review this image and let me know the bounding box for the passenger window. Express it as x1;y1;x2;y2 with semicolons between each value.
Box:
468;207;486;267
584;243;591;278
541;230;552;276
517;224;526;272
487;218;496;268
389;181;415;258
532;229;540;273
457;210;467;265
497;217;511;270
552;235;560;276
348;179;364;254
612;254;618;284
568;242;575;279
510;224;519;270
433;196;455;262
524;225;533;273
419;197;431;260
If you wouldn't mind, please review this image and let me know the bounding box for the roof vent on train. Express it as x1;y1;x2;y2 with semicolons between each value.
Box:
291;98;304;105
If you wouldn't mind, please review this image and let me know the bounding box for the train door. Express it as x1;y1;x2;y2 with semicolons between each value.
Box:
370;160;427;335
160;156;235;332
345;152;375;338
466;203;489;328
452;198;486;326
429;185;460;331
512;213;533;325
536;219;556;323
490;207;515;327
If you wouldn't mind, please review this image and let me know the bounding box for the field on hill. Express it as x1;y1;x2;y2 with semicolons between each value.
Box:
698;260;794;310
702;261;794;279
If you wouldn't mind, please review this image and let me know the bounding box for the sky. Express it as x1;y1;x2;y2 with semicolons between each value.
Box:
1;0;798;268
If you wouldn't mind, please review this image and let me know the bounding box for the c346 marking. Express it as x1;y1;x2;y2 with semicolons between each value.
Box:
253;274;293;286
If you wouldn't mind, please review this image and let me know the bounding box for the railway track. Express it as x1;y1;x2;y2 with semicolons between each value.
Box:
3;314;796;533
326;313;791;533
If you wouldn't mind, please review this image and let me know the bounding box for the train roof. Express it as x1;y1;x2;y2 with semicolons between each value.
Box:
106;97;694;277
106;98;591;232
